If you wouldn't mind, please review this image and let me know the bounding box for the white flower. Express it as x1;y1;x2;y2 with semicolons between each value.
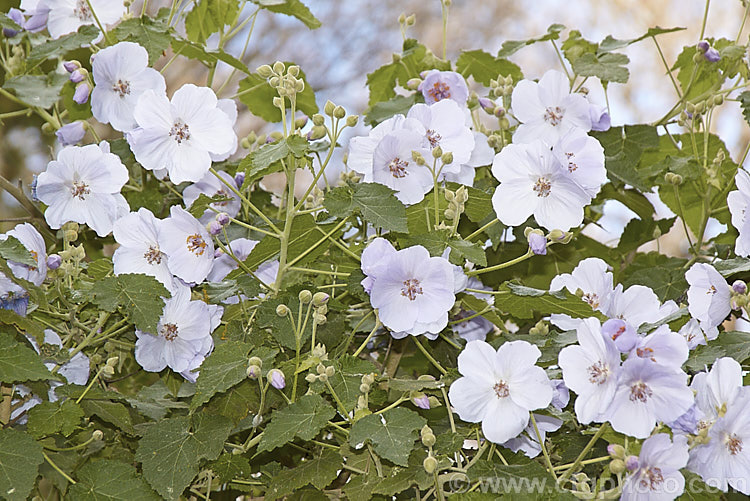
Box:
448;340;552;444
210;99;238;162
348;115;413;181
691;357;743;424
159;206;214;284
36;143;129;236
134;285;215;374
441;131;495;186
41;0;125;39
605;284;663;329
621;433;689;501
491;140;590;231
91;41;167;132
112;208;174;291
558;318;621;424
127;84;235;184
418;70;469;106
550;257;613;313
677;318;716;349
551;129;606;198
406;100;475;171
182;171;241;224
686;263;731;335
2;223;47;286
511;69;592;145
371;129;434;205
727;168;750;257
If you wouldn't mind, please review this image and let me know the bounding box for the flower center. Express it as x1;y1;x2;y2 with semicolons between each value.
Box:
71;181;90;200
533;177;552;197
73;0;92;21
426;129;442;149
726;433;743;455
707;285;717;295
112;79;131;98
25;250;39;271
169;120;191;144
427;82;451;102
543;106;564;126
400;278;423;301
629;381;653;403
587;361;609;385
581;292;599;309
565;152;578;172
214;188;230;207
159;322;178;341
388;157;409;178
636;346;656;362
143;245;163;265
186;234;207;256
493;380;510;398
638;467;664;490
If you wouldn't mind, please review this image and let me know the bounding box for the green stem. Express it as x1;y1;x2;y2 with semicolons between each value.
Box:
209;167;281;235
325;380;350;422
467;250;533;276
530;414;557;481
43;451;76;484
558;423;609;485
352;319;381;357
652;37;681;98
412;337;447;375
700;0;711;40
465;219;499;241
84;0;112;44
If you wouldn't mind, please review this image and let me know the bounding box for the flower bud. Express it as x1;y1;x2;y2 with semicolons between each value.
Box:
421;432;436;447
697;40;710;53
46;254;62;270
362;373;375;385
324;100;336;116
406;77;422;90
287;65;300;77
272;96;284;108
423;456;438;474
359;383;370;393
268;369;286;389
294;115;308;129
2;8;22;37
73;82;90;104
294;80;305;92
276;304;290;316
234;171;245;187
246;365;261;378
704;47;720;62
713;94;724;106
90;354;102;365
405;14;415;25
431;146;443;159
730;280;747;296
208;221;222;236
412;150;426;165
412;393;430;410
607;444;626;459
299;289;312;304
527;230;547;256
69;69;86;83
398;12;406;24
625;455;639;471
257;64;273;77
252;414;263;427
313;313;327;325
325;366;335;377
333;105;346;119
305;373;318;383
216;213;230;227
91;429;104;441
307;125;327;141
312;292;329;307
346;115;359;127
272;61;285;75
609;459;626;475
318;373;328;383
441;152;453;165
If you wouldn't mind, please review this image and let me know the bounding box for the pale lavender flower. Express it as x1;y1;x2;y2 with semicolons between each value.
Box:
69;69;85;83
36;143;130;236
491;140;590;231
268;369;286;389
440;131;495;186
589;104;611;131
604;284;663;329
418;70;469;106
550;379;570;410
630;326;689;369
677;318;715;349
406;99;475;171
691;357;744;423
686;263;732;336
621;433;689;501
182;170;241;224
558;318;621;424
159;206;214;284
606;358;693;438
601;318;638;353
127;84;235;184
551;128;606;198
46;254;61;270
73;82;90;104
41;0;125;39
112;208;175;291
0;274;29;316
448;340;553;444
55;121;85;146
502;414;562;458
412;394;430;409
371;129;433;205
91;41;167;132
550;257;614;313
511;69;592;145
63;60;79;73
727;168;750;257
21;0;49;32
528;231;547;255
2;222;47;286
4;9;24;36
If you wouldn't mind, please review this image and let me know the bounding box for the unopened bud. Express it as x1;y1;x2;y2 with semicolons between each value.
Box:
312;113;325;126
257;64;273;78
252;414;263;427
423;456;438;474
359;383;370;393
46;254;62;270
272;61;285;74
431;146;443;159
299;289;312;304
312;292;329;307
362;374;375;385
405;14;415;25
307;125;327;141
305;373;318;383
246;365;261;379
412;393;430;410
272;96;284;108
324;100;335;116
64;230;78;243
346;115;359;127
325;366;335;377
268;369;286;389
421;431;436;446
92;430;104;440
333;106;346;119
607;444;626;459
412;151;426;165
287;65;300;77
441;152;453;165
294;115;308;129
276;304;290;316
609;459;626;474
733;280;747;294
294;80;305;92
406;78;422;90
625;455;639;471
398;12;406;24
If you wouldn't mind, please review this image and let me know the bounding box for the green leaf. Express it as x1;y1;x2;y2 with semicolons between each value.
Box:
113;16;171;64
0;428;44;501
561;30;597;65
170;38;249;74
69;460;160;500
738;91;750;127
184;0;239;44
324;182;408;232
80;400;136;436
88;274;170;333
621;252;689;302
237;64;317;122
0;13;21;32
61;80;93;120
202;275;261;303
238;135;310;182
497;24;565;58
265;450;340;500
466;459;560;496
0;236;37;267
598;27;686;52
325;355;376;412
497;283;600;320
187;192;234;218
617;217;675;254
3;73;68;109
0;310;46;345
258;0;321;29
135;414;233;501
349;407;426;466
27;24;99;63
591;125;659;191
0;331;53;383
714;258;750;276
686;331;750;371
456;49;523;85
208;453;251;483
365;94;418;127
27;400;83;438
258;394;335;452
190;341;252;410
572;52;629;83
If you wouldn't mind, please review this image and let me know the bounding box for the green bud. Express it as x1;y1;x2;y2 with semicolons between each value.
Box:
333;105;346;119
444;189;455;202
272;61;285;75
713;94;724;106
313;313;327;325
312;113;325;126
359;383;370;393
269;76;280;87
423;456;438;474
421;424;433;436
405;14;415;25
272;96;284;108
92;430;103;441
240;137;251;149
406;77;422;90
90;354;102;365
246;365;261;378
276;304;290;316
607;444;626;459
299;289;312;304
441;152;454;165
324;100;336;116
392;52;401;63
248;356;262;368
318;373;328;383
609;459;626;475
692;52;704;63
499;117;510;130
412;150;426;165
444;208;456;220
422;432;436;447
257;64;273;78
312;292;329;307
325;366;335;377
362;373;375;385
456;186;468;203
294;80;305;93
432;146;443;159
308;125;327;140
256;133;267;145
686;102;696;114
398;12;406;24
287;65;300;77
305;373;318;383
547;229;565;241
346;115;359;127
